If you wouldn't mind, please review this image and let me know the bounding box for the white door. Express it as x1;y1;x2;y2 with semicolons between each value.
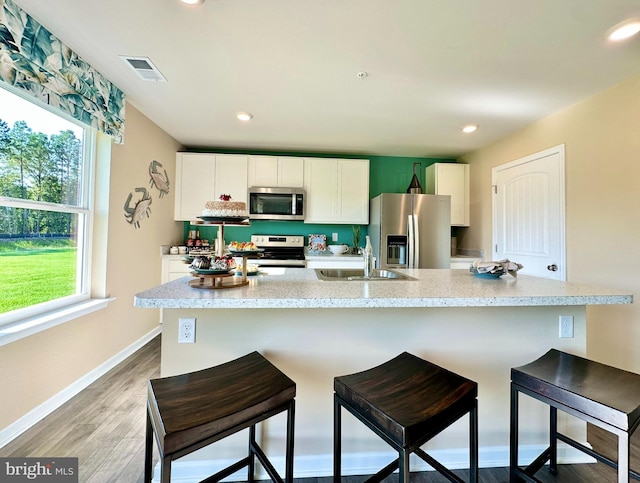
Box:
492;145;566;280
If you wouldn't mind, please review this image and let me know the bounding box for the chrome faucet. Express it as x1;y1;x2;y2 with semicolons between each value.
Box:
363;236;374;278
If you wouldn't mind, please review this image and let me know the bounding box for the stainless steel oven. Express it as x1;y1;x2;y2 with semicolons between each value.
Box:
248;235;306;267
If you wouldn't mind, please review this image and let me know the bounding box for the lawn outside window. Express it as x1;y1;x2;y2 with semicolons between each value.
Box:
0;85;107;341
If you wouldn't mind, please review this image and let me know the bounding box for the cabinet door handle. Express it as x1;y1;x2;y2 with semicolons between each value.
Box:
547;264;558;271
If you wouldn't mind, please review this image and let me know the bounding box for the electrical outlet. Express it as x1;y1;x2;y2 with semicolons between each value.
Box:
179;317;196;343
332;232;338;242
559;315;574;338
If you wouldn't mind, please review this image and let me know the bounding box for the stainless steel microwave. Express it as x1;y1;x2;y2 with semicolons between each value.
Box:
248;187;305;220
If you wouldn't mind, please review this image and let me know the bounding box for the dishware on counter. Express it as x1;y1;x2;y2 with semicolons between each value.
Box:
178;246;187;254
169;246;179;255
328;244;348;255
470;259;523;278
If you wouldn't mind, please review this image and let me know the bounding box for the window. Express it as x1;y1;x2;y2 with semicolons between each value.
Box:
0;86;95;327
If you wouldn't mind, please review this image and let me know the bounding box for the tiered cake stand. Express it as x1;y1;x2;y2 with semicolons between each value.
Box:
189;216;258;290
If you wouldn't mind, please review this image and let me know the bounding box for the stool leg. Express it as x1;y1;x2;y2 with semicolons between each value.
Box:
248;424;256;482
334;396;342;483
549;406;558;474
470;400;478;483
160;455;171;483
398;448;410;483
285;399;296;483
619;433;630;483
144;412;153;482
510;383;520;482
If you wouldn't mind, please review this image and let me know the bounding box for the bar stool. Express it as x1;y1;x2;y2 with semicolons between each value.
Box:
334;352;478;483
145;351;296;483
510;349;640;483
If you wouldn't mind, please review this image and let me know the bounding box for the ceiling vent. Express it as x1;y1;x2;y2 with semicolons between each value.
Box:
120;56;167;82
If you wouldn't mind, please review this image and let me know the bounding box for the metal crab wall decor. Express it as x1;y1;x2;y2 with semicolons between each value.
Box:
149;160;170;198
124;187;152;229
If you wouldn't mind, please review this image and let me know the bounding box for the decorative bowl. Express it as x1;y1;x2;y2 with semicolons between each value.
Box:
328;244;348;255
470;267;503;279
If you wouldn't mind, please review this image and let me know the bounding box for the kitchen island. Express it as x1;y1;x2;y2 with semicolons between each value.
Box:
135;268;632;480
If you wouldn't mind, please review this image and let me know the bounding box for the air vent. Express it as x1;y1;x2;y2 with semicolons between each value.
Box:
120;56;167;82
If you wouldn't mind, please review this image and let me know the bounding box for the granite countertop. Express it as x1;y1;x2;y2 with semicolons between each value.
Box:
134;268;632;309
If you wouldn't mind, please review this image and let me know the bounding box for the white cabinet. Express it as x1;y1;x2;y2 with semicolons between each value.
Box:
214;154;248;205
248;156;304;188
174;153;248;221
161;257;192;283
426;163;470;226
303;158;369;224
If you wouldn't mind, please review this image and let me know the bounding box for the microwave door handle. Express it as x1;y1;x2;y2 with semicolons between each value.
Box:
291;194;296;215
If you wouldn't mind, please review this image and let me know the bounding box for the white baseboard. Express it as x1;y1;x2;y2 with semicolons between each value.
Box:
152;444;595;482
0;325;161;448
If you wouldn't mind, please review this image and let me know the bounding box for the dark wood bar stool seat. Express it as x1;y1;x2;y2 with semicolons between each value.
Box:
145;351;296;483
334;352;478;483
510;349;640;483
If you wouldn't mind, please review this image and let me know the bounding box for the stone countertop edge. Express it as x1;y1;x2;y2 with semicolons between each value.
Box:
134;268;633;309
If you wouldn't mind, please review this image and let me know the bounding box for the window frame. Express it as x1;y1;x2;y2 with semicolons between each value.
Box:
0;87;106;338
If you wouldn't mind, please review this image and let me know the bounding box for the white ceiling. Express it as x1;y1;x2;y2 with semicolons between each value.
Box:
14;0;640;158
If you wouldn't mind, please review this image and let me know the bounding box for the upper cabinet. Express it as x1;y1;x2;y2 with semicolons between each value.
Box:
175;153;368;224
174;153;248;221
425;163;470;226
304;158;369;224
248;156;304;188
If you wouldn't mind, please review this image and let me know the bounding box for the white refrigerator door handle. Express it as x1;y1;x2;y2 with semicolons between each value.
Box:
407;214;415;269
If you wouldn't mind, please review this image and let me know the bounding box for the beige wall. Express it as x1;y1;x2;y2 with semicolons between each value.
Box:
459;73;640;372
0;103;183;431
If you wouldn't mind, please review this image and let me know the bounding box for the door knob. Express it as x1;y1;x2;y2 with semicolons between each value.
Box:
547;264;558;271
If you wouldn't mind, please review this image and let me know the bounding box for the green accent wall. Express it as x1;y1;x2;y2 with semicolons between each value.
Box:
182;148;456;246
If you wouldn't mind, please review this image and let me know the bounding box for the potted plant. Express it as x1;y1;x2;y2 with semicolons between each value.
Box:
351;225;361;254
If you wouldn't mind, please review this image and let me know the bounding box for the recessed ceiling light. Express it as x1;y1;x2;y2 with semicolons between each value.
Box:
236;112;253;121
607;19;640;42
180;0;204;5
462;124;478;134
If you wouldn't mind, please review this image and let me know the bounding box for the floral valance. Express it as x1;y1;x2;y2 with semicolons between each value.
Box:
0;0;125;143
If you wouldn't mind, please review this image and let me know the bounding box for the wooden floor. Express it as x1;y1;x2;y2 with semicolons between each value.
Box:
1;335;638;482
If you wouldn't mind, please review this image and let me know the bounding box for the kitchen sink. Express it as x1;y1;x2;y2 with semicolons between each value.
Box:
314;268;416;281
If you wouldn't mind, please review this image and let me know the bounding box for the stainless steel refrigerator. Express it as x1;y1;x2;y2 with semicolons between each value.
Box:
369;193;451;269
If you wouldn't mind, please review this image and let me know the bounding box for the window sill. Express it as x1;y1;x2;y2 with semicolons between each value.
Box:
0;298;115;347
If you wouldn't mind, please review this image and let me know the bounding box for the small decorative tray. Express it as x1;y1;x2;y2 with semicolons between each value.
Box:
235;270;261;276
235;263;260;276
470;267;503;279
191;267;233;275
